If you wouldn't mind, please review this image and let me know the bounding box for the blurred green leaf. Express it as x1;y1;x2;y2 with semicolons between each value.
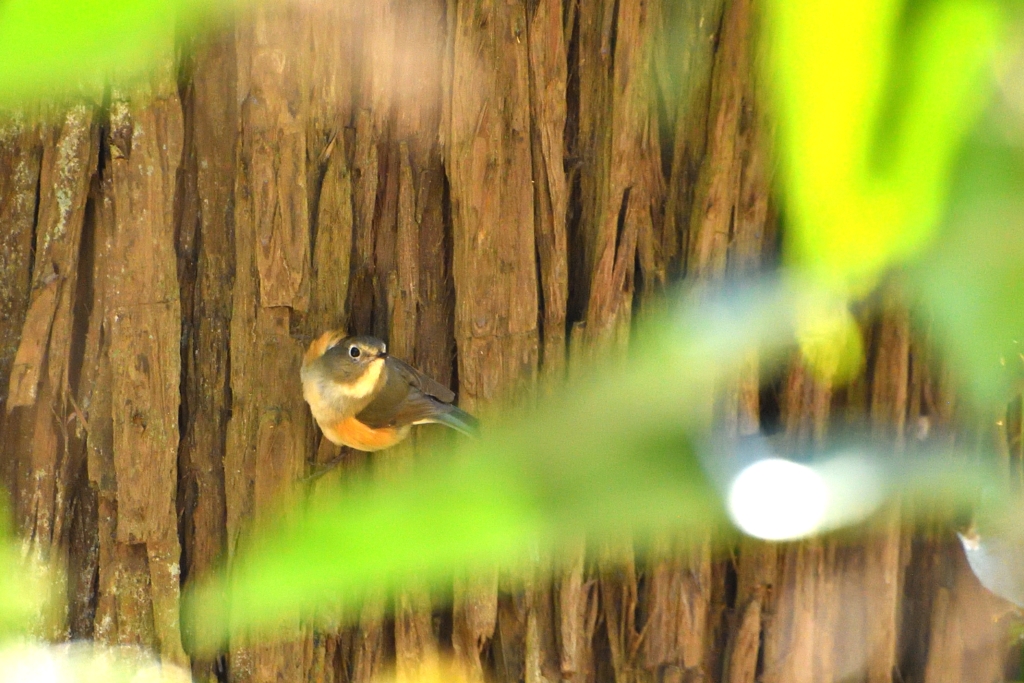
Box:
0;0;225;102
794;294;865;384
766;0;1002;289
912;119;1024;403
0;496;52;641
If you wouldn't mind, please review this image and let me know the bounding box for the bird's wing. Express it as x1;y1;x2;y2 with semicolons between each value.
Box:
355;356;459;429
356;386;450;429
384;356;456;404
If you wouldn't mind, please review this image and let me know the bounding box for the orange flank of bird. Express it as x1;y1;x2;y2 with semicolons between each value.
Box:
323;415;411;452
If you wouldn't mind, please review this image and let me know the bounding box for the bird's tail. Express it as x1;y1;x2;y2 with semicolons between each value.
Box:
431;405;480;437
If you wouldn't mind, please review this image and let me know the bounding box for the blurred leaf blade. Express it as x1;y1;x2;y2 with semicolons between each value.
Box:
767;0;899;281
893;0;1001;213
912;116;1024;403
767;0;1003;287
0;494;54;641
211;463;549;630
0;0;227;102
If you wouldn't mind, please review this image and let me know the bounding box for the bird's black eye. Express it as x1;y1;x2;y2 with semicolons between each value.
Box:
349;345;361;359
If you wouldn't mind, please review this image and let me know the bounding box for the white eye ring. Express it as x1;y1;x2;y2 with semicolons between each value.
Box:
349;345;361;359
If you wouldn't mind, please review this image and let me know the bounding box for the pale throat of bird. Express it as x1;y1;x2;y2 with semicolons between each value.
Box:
331;356;385;404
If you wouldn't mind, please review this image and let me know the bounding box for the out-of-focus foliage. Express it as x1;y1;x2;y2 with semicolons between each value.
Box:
0;0;226;103
793;291;864;383
765;0;1002;290
767;0;1024;406
913;114;1024;401
0;503;50;641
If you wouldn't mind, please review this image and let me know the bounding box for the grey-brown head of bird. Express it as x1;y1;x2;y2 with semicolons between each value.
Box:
317;335;387;383
301;334;389;416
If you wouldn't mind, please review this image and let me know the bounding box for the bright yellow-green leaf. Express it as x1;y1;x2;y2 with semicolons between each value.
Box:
794;293;864;383
766;0;1002;289
0;0;226;102
913;120;1024;403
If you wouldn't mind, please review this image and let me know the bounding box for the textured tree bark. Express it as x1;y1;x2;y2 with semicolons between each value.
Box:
390;0;450;677
864;299;911;683
107;66;189;667
0;117;41;425
446;0;540;677
529;0;569;382
0;115;42;536
3;105;98;648
0;1;1018;682
224;5;313;681
178;24;238;682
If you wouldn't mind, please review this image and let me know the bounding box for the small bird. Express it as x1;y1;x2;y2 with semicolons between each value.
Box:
300;331;479;451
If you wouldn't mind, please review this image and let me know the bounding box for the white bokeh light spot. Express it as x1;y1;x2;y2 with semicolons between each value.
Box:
728;458;829;540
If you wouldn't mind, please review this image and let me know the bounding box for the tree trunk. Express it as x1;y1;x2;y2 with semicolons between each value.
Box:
0;0;1016;682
